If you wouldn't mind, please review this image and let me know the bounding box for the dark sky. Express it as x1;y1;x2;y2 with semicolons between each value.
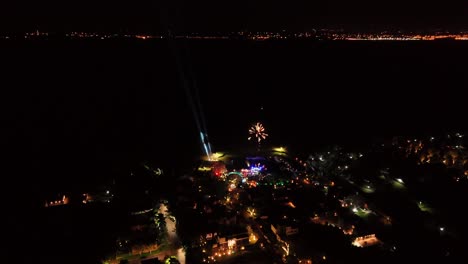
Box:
1;0;468;32
2;3;468;202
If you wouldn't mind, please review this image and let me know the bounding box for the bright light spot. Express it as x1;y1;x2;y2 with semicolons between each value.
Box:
396;178;403;183
249;233;257;244
106;190;110;194
440;227;445;232
198;166;211;172
247;208;256;217
211;152;224;161
165;257;178;264
273;147;287;153
250;165;264;173
352;207;358;213
322;256;327;260
352;234;380;247
227;239;236;248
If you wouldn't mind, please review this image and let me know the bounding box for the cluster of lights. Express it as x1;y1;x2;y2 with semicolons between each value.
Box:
250;164;264;174
46;195;69;207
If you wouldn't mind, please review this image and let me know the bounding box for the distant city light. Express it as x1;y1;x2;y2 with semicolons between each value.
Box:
200;132;211;160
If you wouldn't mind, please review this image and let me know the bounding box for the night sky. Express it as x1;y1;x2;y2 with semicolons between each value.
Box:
2;39;467;195
2;0;468;212
1;0;468;32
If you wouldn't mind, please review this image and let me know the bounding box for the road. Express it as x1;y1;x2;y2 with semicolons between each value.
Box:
159;203;186;264
128;203;186;264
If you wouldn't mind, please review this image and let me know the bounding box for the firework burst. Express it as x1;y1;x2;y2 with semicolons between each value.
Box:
248;122;268;143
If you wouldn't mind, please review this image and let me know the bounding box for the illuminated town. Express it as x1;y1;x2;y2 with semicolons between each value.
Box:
38;122;467;263
5;4;468;263
3;29;468;41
